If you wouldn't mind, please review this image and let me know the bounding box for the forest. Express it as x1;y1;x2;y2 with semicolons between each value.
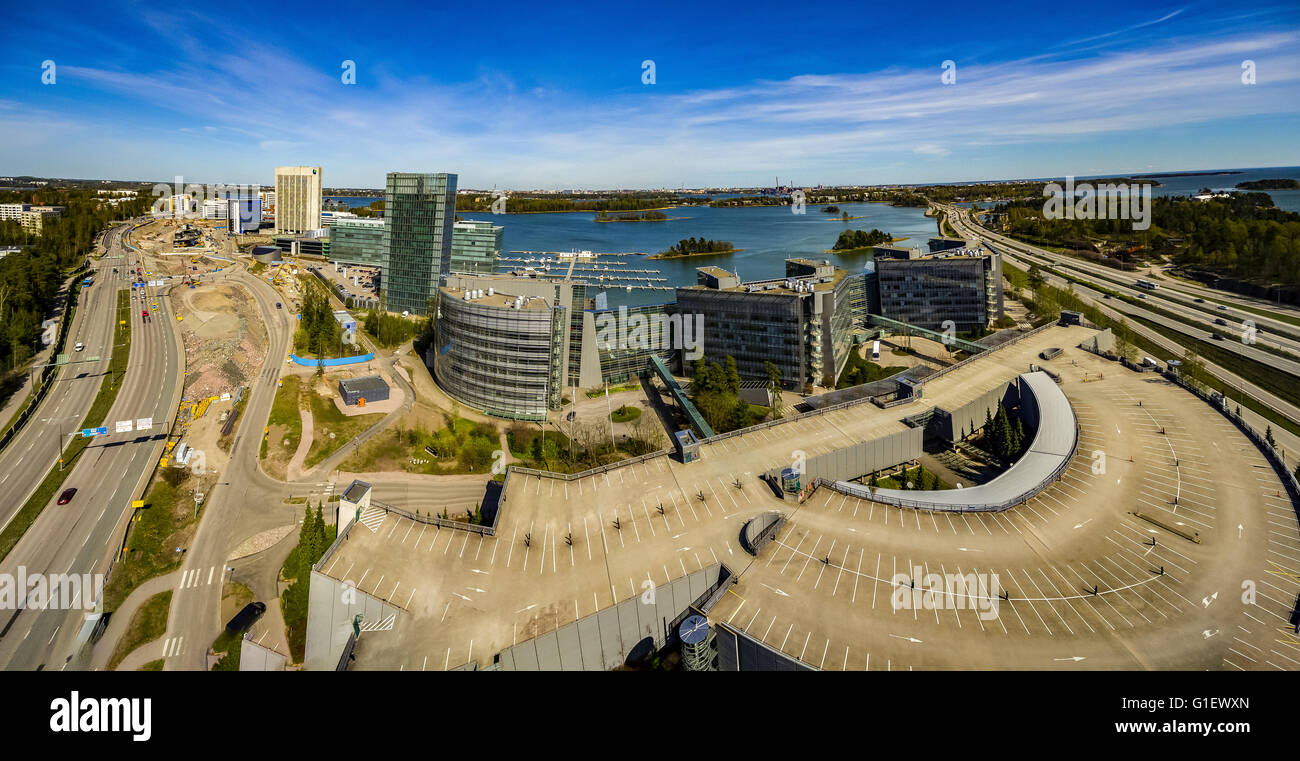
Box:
992;192;1300;288
0;189;152;379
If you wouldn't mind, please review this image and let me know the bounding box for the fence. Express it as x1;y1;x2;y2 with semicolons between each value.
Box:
505;446;673;483
370;498;496;536
289;352;374;367
1164;371;1300;509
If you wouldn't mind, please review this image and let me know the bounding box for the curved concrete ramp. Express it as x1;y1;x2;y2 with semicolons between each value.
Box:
833;372;1077;512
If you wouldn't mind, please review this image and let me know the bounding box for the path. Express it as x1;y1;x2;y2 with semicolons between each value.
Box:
285;406;314;482
91;570;180;670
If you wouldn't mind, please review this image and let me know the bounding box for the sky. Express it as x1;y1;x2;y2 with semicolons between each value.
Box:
1;0;1298;190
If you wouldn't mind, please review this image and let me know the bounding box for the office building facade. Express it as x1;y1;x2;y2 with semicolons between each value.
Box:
449;219;503;275
330;218;387;269
274;166;323;234
433;280;567;420
874;248;1003;332
228;198;263;234
675;259;854;390
384;172;457;316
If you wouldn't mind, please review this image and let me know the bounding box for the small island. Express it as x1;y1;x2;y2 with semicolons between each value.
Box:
828;228;900;254
1235;178;1300;191
822;205;841;214
648;237;739;259
595;210;674;222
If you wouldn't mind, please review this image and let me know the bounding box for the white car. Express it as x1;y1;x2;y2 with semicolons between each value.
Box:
75;342;84;352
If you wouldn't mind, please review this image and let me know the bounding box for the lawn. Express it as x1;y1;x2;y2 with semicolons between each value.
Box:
260;375;303;479
611;405;641;423
107;590;172;671
303;386;384;469
102;472;197;611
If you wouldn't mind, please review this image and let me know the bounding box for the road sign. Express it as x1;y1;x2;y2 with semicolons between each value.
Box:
80;427;108;437
131;500;144;508
115;420;133;433
55;353;69;365
136;417;153;430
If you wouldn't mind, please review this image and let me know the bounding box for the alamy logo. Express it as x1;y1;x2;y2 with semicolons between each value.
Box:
50;692;151;742
1042;176;1151;231
593;306;703;361
891;565;1000;620
0;566;103;611
150;176;261;220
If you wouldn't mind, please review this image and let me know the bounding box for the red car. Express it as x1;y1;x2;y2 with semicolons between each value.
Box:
57;487;77;505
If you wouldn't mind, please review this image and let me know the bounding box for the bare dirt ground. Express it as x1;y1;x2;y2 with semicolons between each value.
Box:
170;282;268;400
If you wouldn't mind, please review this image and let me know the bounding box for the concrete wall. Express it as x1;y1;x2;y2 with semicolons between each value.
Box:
304;570;402;671
715;622;814;671
494;565;724;671
801;426;922;483
939;380;1019;442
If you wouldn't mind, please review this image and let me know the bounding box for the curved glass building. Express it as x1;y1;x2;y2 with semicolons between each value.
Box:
433;284;565;420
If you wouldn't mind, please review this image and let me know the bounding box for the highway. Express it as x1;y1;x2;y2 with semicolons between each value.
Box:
0;223;134;534
938;204;1300;369
939;204;1300;455
0;221;185;670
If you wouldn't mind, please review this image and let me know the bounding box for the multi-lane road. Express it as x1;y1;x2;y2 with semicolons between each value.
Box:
0;221;184;670
939;203;1300;454
0;223;499;670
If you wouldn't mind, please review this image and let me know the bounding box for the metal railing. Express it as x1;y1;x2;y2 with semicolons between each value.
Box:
371;498;496;536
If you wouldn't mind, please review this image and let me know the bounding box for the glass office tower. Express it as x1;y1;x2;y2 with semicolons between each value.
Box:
384;172;457;315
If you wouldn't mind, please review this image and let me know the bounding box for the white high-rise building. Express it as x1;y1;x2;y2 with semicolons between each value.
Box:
201;199;229;220
274;166;322;234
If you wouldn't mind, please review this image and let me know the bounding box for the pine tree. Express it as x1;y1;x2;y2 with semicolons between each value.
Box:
1265;426;1276;449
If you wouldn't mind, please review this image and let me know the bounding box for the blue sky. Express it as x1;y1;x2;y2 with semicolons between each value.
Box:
1;0;1298;189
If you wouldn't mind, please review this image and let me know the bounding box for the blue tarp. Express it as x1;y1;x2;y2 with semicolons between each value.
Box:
289;353;374;367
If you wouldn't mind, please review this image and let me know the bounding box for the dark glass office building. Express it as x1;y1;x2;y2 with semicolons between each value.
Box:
384;172;456;316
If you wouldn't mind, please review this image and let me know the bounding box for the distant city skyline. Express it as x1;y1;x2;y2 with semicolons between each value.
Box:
2;1;1298;189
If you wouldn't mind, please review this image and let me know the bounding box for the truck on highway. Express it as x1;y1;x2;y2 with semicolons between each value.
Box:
142;309;149;322
1135;279;1158;290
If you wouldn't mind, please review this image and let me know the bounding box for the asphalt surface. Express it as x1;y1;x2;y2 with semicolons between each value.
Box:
0;221;185;671
943;205;1300;454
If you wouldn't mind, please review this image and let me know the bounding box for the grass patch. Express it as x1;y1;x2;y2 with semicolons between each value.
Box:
303;387;384;468
0;289;131;564
872;464;951;491
260;375;302;478
139;659;165;671
586;383;640;398
107;590;172;671
102;470;200;611
611;405;641;423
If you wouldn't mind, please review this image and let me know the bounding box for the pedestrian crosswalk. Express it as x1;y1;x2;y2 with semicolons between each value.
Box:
359;506;386;533
161;636;185;658
176;565;223;589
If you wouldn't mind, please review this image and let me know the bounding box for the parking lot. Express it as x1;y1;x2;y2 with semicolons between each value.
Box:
311;324;1299;670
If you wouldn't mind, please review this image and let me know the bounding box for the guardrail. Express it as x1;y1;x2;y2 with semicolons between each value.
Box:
1164;371;1300;511
370;498;496;536
505;447;672;482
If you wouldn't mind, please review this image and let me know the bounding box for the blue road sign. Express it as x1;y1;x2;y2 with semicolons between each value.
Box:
80;427;109;438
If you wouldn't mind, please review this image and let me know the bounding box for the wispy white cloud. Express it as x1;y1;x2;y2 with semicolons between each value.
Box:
2;17;1298;187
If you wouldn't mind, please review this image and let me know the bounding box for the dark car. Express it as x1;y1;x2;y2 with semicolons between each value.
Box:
57;487;77;505
1214;318;1228;326
1194;298;1205;303
1210;333;1225;340
226;601;267;634
276;302;282;309
1217;305;1227;310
